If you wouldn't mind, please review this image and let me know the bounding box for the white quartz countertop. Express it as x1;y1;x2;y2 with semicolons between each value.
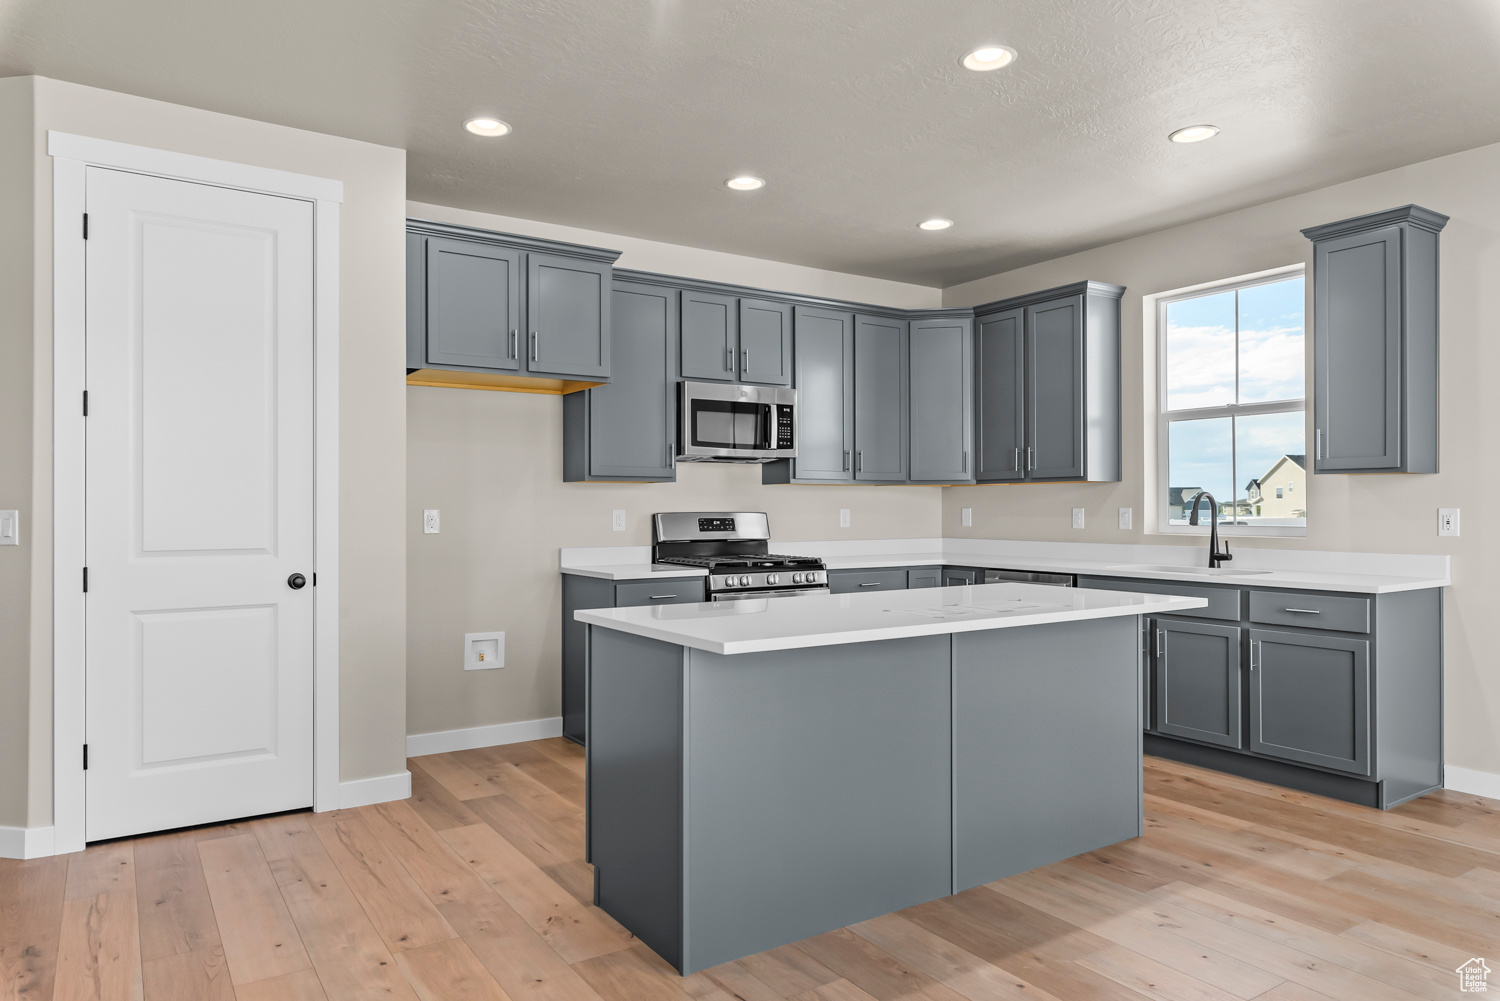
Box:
574;582;1208;655
559;541;1449;593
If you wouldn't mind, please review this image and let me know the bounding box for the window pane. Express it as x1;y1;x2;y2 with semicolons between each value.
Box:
1237;277;1305;403
1165;290;1235;411
1236;410;1307;528
1168;417;1233;525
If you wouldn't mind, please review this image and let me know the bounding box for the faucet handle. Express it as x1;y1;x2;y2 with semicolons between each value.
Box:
1220;541;1232;562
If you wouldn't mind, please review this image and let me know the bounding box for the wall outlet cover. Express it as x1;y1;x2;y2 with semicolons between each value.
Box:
1438;508;1460;537
839;508;850;529
1072;508;1085;529
612;509;626;532
1118;507;1132;530
961;507;972;528
465;631;505;670
423;509;440;534
0;510;16;545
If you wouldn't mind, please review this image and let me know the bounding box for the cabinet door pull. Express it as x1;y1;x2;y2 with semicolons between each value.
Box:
859;581;881;587
842;449;850;472
509;329;518;359
1013;447;1021;472
962;449;968;473
1026;446;1035;471
742;347;749;373
1315;428;1324;460
857;450;863;472
648;594;676;600
1282;607;1322;614
726;345;734;371
1155;628;1163;658
1250;639;1259;670
530;331;539;362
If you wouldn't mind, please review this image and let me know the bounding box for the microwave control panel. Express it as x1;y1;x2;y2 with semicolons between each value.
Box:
776;405;794;450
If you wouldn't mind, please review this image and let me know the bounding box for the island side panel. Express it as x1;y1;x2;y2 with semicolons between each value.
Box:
587;626;686;969
953;616;1142;892
681;635;953;974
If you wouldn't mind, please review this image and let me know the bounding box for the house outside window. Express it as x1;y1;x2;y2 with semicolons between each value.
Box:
1158;268;1307;535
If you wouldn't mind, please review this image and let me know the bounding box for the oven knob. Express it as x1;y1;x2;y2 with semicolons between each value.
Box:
738;575;751;586
766;574;779;585
790;572;802;584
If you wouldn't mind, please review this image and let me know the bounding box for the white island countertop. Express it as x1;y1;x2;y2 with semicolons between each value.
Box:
575;582;1208;655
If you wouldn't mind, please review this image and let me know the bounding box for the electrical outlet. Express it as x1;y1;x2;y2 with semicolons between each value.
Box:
1072;508;1085;530
423;509;440;534
464;631;504;670
1118;507;1132;531
839;508;851;529
612;509;626;532
961;507;973;528
1438;508;1460;537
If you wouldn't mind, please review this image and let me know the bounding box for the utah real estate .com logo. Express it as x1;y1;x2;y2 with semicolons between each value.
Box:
1459;958;1491;993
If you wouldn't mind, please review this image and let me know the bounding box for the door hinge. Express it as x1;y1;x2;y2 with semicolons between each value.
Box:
82;390;89;417
83;744;88;770
312;572;317;586
82;213;88;240
82;567;88;592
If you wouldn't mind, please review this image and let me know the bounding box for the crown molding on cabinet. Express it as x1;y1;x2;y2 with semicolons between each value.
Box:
406;217;623;264
969;279;1127;315
1300;203;1449;242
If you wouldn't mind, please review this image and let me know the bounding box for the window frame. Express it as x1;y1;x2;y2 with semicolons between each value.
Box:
1156;266;1307;538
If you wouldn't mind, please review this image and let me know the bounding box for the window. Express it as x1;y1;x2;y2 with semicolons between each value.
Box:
1158;270;1306;534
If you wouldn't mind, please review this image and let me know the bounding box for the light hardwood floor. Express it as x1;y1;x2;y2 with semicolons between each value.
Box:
4;741;1498;1000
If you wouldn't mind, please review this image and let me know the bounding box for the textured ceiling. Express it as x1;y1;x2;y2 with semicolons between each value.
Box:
3;0;1499;285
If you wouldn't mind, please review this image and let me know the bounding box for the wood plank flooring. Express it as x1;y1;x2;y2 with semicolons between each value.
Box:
4;742;1497;1000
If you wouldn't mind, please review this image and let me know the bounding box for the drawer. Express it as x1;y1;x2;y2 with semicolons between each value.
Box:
828;569;909;595
613;579;706;606
1249;590;1370;634
1077;576;1241;622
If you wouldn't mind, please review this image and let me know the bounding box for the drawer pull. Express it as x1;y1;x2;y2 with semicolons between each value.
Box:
859;581;881;587
648;594;677;599
1283;608;1322;614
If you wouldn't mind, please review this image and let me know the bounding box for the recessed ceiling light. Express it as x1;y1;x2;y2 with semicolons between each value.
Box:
465;117;511;137
725;175;766;191
961;45;1017;71
1168;124;1220;144
919;218;954;231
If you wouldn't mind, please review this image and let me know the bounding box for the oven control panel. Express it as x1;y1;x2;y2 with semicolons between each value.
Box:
697;517;736;532
775;405;795;450
711;570;826;590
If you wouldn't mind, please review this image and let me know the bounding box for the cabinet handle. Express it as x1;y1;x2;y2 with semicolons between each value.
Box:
859;581;881;587
1282;608;1322;614
530;331;538;362
667;441;675;466
1026;446;1035;471
726;345;733;370
742;347;749;373
509;329;517;359
1013;447;1021;472
857;450;863;472
842;449;850;472
648;594;676;600
962;450;968;473
1250;639;1259;670
1315;428;1324;460
1155;628;1163;658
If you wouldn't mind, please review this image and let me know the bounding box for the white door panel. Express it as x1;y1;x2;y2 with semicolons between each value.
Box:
85;166;315;841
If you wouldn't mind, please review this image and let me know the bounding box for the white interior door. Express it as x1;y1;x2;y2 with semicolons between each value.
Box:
84;165;316;841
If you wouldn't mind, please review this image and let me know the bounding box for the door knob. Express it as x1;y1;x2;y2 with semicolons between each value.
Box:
287;573;307;590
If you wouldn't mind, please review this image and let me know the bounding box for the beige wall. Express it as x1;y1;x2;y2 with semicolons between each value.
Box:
2;76;409;829
405;201;943;737
943;140;1500;779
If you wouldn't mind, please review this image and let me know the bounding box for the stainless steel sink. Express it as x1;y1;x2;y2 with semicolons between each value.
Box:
1107;564;1274;577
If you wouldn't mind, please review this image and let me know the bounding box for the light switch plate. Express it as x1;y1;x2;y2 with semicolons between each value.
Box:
839;508;850;529
1438;508;1460;537
465;631;504;670
961;507;972;528
1072;508;1085;529
1118;507;1132;530
0;510;16;545
612;509;626;532
423;509;440;534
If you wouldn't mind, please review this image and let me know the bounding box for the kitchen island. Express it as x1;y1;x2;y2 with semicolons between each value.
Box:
576;582;1208;974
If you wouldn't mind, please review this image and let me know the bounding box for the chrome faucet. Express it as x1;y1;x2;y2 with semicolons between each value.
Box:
1186;491;1233;569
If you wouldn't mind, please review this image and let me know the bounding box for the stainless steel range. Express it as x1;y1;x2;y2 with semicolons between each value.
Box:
653;512;828;600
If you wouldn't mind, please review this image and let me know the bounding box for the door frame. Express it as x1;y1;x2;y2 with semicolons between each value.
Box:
49;131;343;854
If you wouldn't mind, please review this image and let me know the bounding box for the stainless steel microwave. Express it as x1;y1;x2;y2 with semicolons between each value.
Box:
678;381;797;463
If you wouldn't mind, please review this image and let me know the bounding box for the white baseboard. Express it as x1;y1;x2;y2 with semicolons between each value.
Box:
407;717;564;758
0;825;57;859
1445;765;1500;802
336;770;412;810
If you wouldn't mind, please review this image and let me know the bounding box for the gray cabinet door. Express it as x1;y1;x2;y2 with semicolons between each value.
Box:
854;315;909;481
681;289;738;382
526;252;611;379
425;236;522;371
738;298;793;386
1249;628;1370;775
908;569;941;589
1312;227;1402;471
943;569;977;586
587;283;678;479
791;306;855;482
1154;618;1242;749
909;316;974;483
1026;295;1085;480
975;308;1026;482
827;569;908;594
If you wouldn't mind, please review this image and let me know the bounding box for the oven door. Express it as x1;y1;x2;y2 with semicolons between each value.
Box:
679;381;796;462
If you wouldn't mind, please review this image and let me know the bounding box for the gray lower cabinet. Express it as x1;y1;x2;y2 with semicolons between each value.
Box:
1152;617;1243;748
907;568;941;589
1249;628;1370;775
944;568;977;586
738;298;793;386
853;315;909;481
680;289;739;382
828;569;908;594
561;574;707;744
564;281;678;481
974;308;1025;482
909;315;974;484
1303;206;1446;474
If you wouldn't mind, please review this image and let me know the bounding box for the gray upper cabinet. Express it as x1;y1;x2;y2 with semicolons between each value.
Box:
527;252;611;379
1153;618;1242;749
909;315;974;484
1303;205;1446;474
564;281;678;482
424;236;523;371
974;308;1025;482
1249;628;1370;775
786;306;855;482
970;281;1123;483
854;315;910;481
680;290;739;382
738;298;793;386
